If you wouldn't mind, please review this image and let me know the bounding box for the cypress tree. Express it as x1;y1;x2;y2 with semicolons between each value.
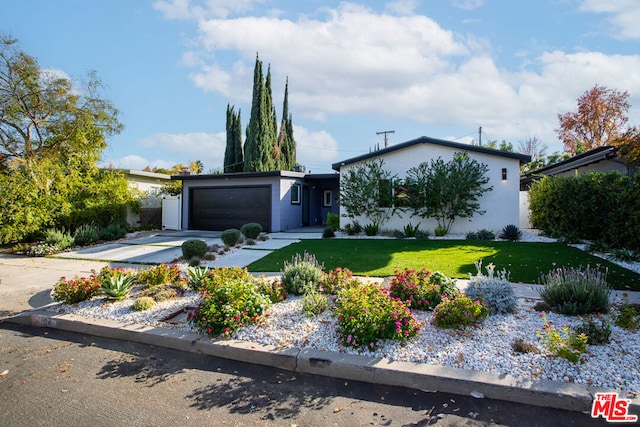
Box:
244;54;264;172
224;104;235;173
232;108;243;172
278;78;297;171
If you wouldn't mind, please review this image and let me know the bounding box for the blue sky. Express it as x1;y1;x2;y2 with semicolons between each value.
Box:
2;0;640;173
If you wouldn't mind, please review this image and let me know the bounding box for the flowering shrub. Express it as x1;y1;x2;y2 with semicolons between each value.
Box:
26;242;60;257
198;267;255;292
319;267;356;295
281;252;324;295
256;278;288;303
333;281;421;350
136;264;183;287
536;313;588;363
539;265;611;315
431;295;489;328
389;268;457;310
51;275;101;304
613;295;640;330
189;279;271;337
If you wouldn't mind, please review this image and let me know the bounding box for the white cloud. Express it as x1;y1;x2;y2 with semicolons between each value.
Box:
385;0;419;16
580;0;640;40
103;154;174;171
136;132;227;170
166;2;640;152
451;0;484;11
292;126;339;170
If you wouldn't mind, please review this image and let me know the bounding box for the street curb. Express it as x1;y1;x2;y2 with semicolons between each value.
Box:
6;309;639;414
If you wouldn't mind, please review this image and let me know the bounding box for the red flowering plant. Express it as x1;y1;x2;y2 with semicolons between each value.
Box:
188;278;272;337
389;268;457;310
51;275;102;304
319;267;357;295
333;281;421;351
136;263;184;288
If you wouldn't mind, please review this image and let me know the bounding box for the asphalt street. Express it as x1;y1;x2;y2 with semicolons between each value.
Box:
0;322;612;427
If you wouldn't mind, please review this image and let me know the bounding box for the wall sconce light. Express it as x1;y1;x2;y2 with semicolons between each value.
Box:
501;168;507;181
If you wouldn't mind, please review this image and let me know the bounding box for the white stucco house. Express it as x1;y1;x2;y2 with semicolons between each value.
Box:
119;169;172;227
332;136;531;234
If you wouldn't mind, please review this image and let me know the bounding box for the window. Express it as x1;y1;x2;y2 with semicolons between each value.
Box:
291;184;301;204
323;190;332;207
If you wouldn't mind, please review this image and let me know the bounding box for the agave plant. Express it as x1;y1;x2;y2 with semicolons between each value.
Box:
186;266;210;291
100;275;135;301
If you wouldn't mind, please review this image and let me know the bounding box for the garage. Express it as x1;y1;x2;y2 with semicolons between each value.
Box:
189;185;272;232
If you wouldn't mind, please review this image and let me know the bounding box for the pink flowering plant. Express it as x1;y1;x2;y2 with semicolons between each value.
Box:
333;281;421;350
389;268;457;310
319;267;357;294
189;278;272;337
51;275;102;304
535;313;588;363
431;294;489;328
257;278;288;303
136;263;184;288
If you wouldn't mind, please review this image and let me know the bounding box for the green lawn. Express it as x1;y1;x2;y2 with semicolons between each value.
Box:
247;239;640;291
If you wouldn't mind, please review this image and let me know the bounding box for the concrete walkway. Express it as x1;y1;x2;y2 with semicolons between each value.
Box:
2;230;640;415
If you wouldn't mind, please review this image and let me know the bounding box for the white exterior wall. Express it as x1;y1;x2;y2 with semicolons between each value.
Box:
339;145;522;234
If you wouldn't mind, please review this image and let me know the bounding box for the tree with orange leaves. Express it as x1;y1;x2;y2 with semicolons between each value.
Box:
556;85;630;155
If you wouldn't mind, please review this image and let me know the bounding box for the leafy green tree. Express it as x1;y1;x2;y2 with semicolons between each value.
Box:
404;153;492;233
338;159;397;228
612;126;640;167
0;36;130;243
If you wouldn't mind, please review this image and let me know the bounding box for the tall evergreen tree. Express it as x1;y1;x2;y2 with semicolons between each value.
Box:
244;55;277;172
277;78;297;171
224;104;243;173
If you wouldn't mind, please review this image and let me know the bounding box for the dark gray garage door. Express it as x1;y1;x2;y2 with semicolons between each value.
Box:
189;186;271;232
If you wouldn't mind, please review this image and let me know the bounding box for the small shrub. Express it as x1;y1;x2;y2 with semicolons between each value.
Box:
51;275;101;304
198;267;255;293
140;283;181;301
363;223;379;236
533;301;551;312
241;223;263;240
101;222;127;241
333;282;421;350
414;230;431;240
136;263;183;287
538;265;611;315
302;291;328;316
100;274;135;301
245;238;256;246
434;226;447;237
511;338;537;354
281;252;324;295
188;256;201;267
131;296;156;311
572;319;611;345
189;278;271;337
342;221;362;235
498;224;522;241
431;295;489;329
182;239;208;260
73;224;102;246
257;278;288;303
612;248;640;262
587;239;612;253
322;227;335;238
326;213;340;231
466;229;495;241
44;228;74;250
557;232;582;245
186;266;210;291
389;268;458;310
257;235;269;241
26;242;60;257
389;229;406;239
614;296;640;330
319;267;355;295
536;313;588;363
464;260;516;315
403;222;421;238
221;228;241;246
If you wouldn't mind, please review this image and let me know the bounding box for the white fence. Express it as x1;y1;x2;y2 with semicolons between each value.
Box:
162;195;182;231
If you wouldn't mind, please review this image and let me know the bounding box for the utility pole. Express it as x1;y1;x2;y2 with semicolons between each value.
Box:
376;130;395;148
478;126;482;146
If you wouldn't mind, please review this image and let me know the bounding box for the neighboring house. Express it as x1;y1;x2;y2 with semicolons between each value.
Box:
519;146;632;190
174;171;339;232
119;169;172;227
332;136;531;234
